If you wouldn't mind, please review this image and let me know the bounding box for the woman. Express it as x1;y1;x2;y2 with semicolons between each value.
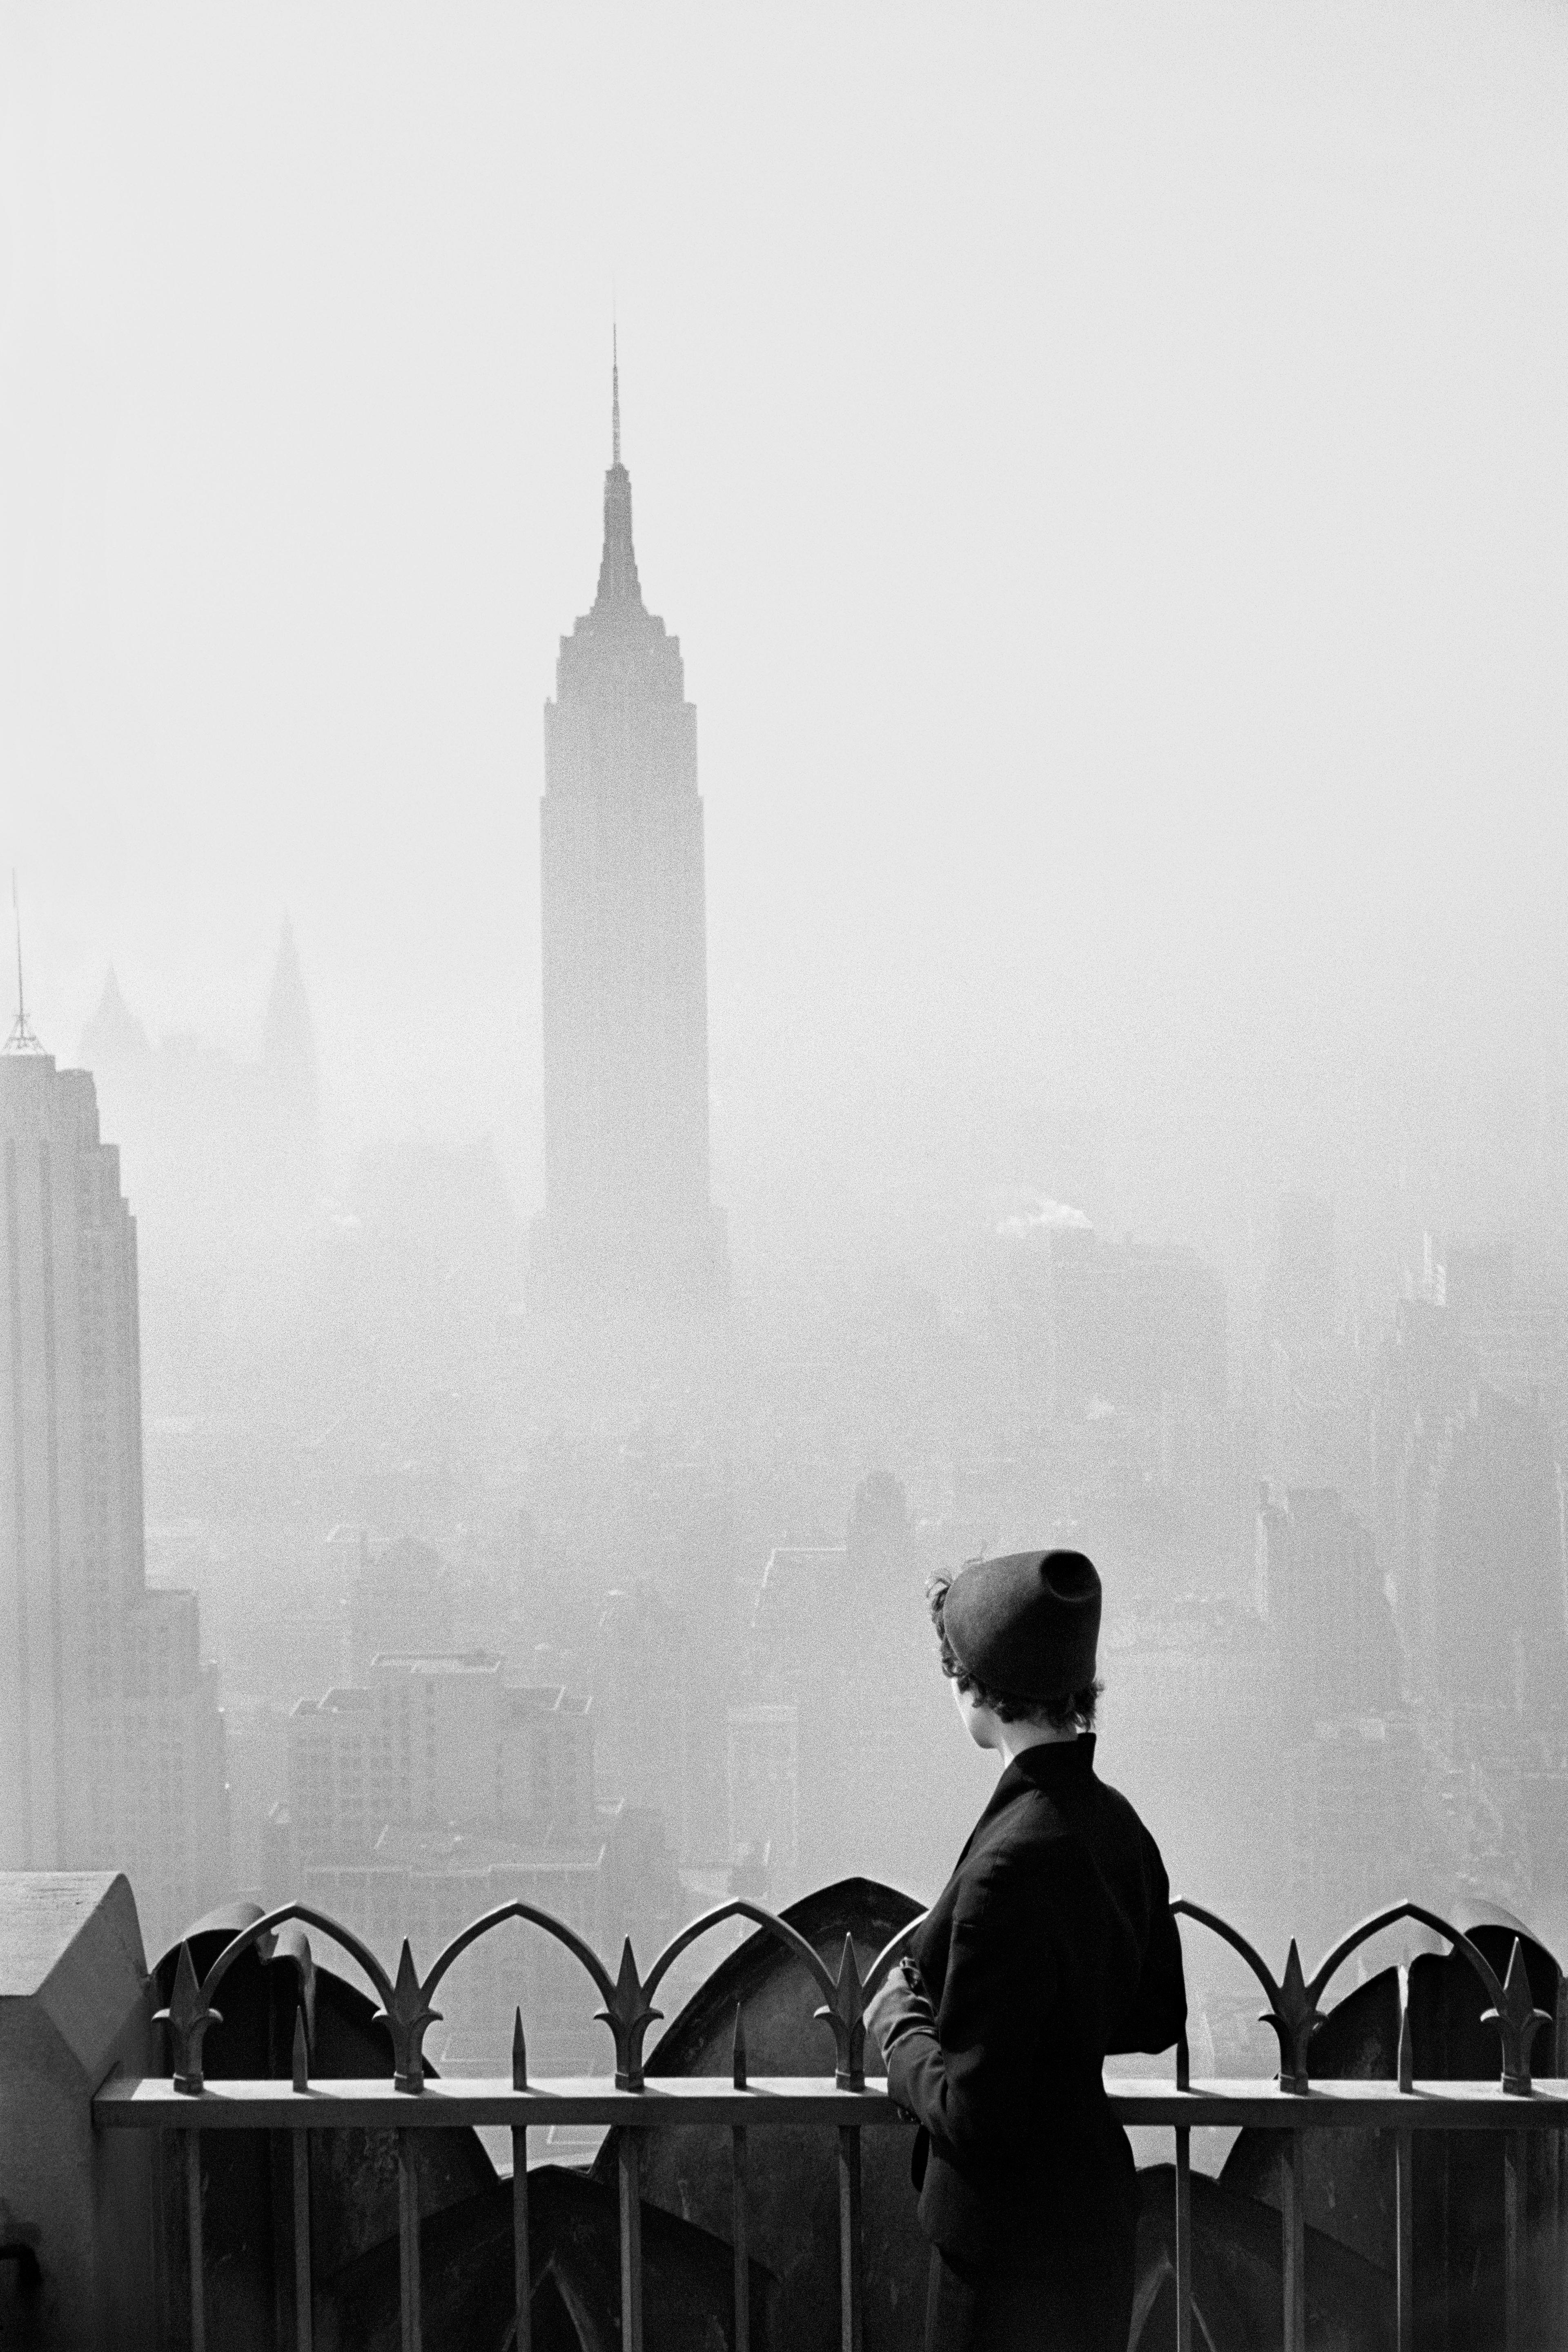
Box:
864;1549;1186;2352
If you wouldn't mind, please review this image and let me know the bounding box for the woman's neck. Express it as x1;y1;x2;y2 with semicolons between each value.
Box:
994;1720;1080;1769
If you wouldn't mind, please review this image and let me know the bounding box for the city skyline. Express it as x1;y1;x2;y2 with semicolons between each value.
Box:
10;816;1568;1962
2;0;1567;2083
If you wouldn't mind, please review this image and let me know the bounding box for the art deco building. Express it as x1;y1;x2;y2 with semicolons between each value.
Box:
530;350;726;1309
0;996;227;1947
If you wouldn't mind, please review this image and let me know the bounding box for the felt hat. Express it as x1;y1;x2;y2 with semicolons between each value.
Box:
943;1549;1101;1700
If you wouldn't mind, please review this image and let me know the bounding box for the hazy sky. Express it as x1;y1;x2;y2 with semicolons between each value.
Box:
4;1;1567;1284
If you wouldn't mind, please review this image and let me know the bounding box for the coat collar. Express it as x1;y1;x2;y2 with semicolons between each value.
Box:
1006;1731;1096;1785
961;1733;1096;1855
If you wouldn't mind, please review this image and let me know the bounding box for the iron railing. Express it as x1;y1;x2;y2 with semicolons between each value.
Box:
92;1892;1568;2352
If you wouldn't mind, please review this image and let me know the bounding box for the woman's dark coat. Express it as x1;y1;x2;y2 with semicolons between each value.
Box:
884;1735;1186;2272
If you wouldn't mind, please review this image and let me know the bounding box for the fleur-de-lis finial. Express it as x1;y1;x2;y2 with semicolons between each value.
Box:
512;2006;528;2092
1481;1937;1552;2094
372;1940;442;2092
814;1933;868;2089
292;2006;310;2093
154;1941;224;2094
1260;1939;1324;2093
731;2002;748;2091
595;1940;662;2090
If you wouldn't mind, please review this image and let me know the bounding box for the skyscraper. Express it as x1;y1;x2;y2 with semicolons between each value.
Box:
530;345;726;1309
0;989;227;1946
261;911;322;1198
1;1030;144;1867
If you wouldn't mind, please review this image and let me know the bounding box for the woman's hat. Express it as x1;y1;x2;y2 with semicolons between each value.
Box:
943;1550;1101;1701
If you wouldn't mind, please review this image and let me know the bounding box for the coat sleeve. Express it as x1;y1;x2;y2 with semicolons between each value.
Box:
1111;1826;1187;2056
884;1852;1053;2167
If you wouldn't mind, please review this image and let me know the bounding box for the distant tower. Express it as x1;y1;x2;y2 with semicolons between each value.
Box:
530;343;726;1308
79;966;151;1072
262;913;321;1197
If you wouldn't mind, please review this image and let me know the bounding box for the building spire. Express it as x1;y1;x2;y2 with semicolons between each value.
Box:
4;871;43;1054
593;327;643;612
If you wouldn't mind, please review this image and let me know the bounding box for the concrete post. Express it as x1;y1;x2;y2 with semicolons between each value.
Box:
0;1872;157;2348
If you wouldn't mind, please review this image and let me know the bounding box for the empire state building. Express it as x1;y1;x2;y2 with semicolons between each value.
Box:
530;351;727;1310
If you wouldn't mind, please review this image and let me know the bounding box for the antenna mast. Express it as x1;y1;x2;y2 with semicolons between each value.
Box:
4;872;42;1054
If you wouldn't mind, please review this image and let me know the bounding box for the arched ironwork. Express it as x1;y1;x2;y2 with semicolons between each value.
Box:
155;1902;398;2093
154;1887;937;2096
1172;1895;1552;2093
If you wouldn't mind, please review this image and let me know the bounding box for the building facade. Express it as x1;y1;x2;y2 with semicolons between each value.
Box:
270;1648;673;2072
279;1653;596;1870
530;350;726;1309
1254;1484;1401;1727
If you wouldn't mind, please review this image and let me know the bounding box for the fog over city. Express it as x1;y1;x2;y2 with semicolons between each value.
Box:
6;0;1568;2159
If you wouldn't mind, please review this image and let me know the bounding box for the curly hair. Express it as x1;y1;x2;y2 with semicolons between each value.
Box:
926;1571;1101;1733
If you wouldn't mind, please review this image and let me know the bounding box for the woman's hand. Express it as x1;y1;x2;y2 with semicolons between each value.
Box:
864;1959;937;2061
